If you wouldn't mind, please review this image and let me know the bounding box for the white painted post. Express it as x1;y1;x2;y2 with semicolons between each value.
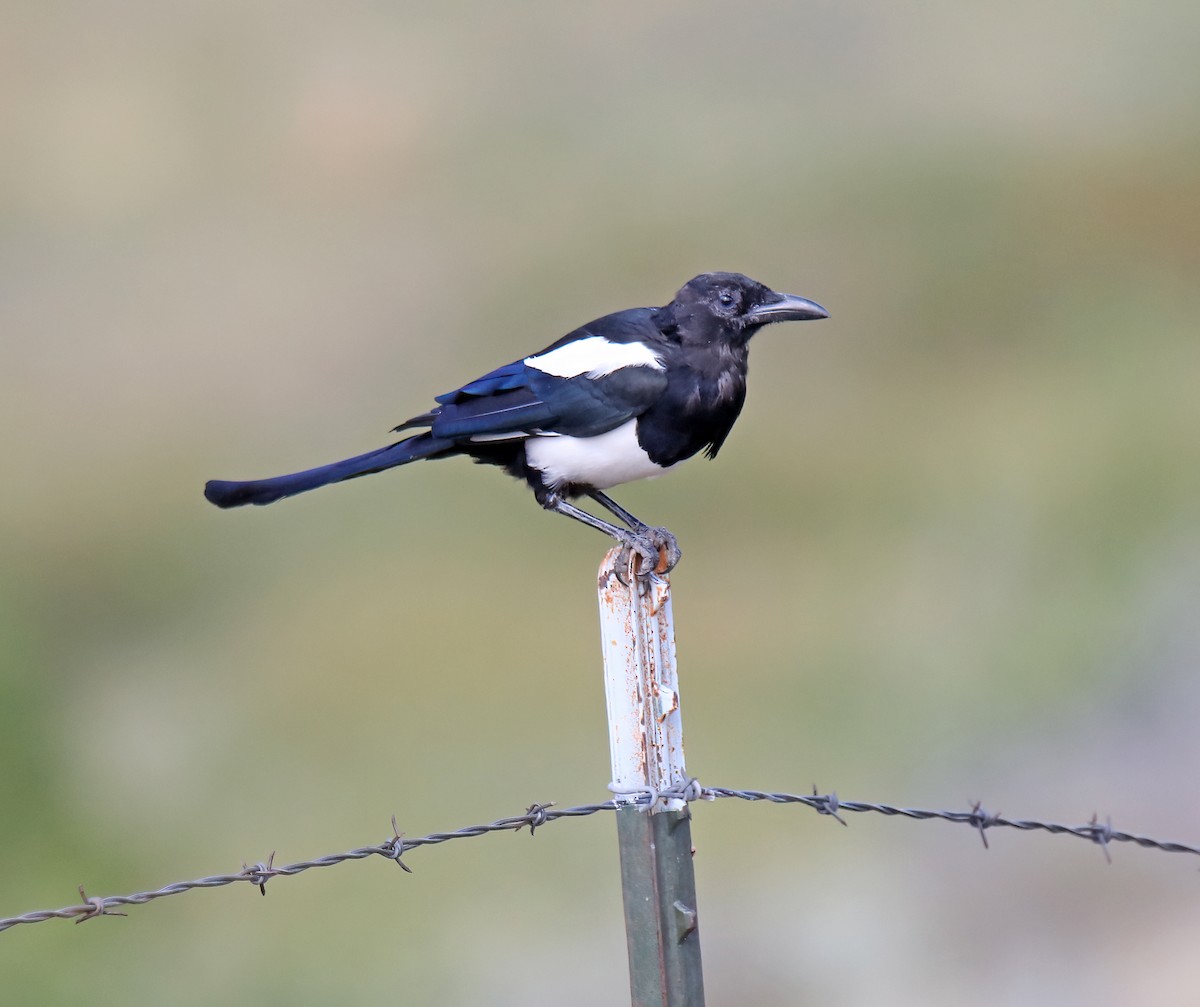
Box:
597;546;704;1006
598;548;687;809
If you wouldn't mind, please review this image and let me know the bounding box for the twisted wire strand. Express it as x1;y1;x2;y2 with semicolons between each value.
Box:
3;783;1197;932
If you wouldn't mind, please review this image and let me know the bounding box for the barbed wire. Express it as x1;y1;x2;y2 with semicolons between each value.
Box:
3;781;1197;933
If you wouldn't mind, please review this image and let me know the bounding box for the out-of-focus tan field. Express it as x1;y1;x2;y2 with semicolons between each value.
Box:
3;4;1199;1003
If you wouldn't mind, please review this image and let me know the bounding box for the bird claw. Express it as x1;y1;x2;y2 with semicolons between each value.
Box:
648;527;682;573
622;527;681;578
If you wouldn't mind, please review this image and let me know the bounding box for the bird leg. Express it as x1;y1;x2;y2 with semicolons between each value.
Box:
585;490;681;573
543;493;680;576
585;490;648;530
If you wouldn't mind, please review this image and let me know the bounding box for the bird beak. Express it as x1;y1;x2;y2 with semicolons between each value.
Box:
745;291;829;325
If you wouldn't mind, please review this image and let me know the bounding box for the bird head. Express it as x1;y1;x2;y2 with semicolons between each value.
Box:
666;272;828;347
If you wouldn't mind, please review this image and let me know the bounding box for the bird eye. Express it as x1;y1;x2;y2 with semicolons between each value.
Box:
717;290;736;309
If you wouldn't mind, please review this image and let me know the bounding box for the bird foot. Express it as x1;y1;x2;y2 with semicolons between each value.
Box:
620;526;681;578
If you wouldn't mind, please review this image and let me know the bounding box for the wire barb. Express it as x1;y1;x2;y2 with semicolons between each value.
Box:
73;886;127;925
967;801;1000;850
4;784;1199;933
384;815;414;873
811;786;848;827
241;851;277;896
1088;813;1114;864
516;802;556;836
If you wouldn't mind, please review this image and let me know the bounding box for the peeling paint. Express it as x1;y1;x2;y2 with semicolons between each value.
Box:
598;547;687;814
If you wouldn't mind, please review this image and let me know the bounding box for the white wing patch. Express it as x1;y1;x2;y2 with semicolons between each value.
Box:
525;419;684;491
525;337;664;380
468;431;532;443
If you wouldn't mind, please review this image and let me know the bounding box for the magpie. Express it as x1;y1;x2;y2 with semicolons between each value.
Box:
204;272;828;573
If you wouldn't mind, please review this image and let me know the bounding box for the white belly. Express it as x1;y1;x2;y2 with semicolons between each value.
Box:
525;419;682;491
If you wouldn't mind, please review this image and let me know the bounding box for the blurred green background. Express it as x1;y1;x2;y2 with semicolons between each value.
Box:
3;2;1200;1004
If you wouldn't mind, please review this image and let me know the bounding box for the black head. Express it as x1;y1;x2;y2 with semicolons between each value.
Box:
665;272;828;346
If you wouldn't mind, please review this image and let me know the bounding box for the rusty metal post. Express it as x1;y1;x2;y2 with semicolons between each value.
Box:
597;547;705;1007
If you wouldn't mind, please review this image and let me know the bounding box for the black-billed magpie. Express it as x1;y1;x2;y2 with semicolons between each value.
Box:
204;272;828;573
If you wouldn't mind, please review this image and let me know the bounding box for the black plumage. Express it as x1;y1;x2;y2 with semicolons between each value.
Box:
205;272;828;572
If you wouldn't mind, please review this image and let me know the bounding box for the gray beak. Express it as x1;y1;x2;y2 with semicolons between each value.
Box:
745;291;829;325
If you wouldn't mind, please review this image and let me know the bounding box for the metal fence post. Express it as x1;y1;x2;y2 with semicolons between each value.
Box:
597;547;705;1007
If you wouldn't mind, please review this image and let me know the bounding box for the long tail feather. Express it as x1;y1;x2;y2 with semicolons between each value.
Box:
204;433;454;508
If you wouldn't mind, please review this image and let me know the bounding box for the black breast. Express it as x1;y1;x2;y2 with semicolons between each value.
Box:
635;346;749;466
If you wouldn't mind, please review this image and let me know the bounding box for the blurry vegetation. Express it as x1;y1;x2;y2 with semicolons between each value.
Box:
2;3;1199;1004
